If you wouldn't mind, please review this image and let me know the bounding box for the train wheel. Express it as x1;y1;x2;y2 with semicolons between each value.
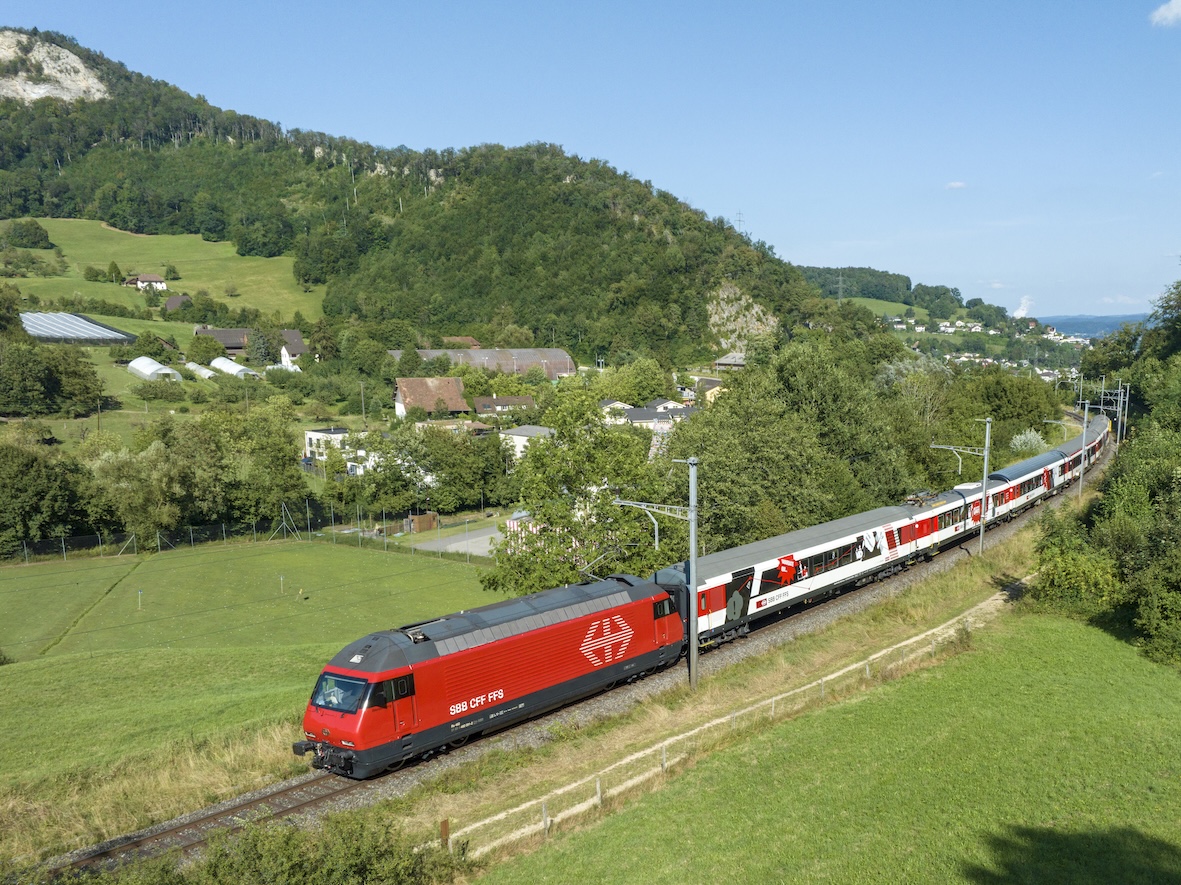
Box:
385;758;406;773
448;736;470;749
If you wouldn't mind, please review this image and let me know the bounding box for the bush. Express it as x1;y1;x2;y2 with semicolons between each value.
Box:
130;380;186;402
1027;547;1124;617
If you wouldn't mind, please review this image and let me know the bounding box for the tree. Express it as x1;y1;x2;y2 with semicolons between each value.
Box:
106;260;122;283
246;328;276;365
0;442;88;554
188;333;227;365
481;390;666;596
4;218;52;249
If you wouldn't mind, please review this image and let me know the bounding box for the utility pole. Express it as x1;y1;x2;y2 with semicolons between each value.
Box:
1079;401;1090;502
931;417;992;554
612;457;700;689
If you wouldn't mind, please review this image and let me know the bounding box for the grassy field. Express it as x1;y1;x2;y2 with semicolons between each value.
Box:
0;541;492;860
845;295;930;321
16;218;325;322
479;613;1181;884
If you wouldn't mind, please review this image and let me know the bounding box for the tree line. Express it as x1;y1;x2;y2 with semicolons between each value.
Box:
1027;280;1181;664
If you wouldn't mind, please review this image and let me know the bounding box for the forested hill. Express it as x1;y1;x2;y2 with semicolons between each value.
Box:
3;27;909;363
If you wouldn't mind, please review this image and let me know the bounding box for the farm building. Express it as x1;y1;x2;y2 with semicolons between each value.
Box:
19;312;134;346
210;356;261;379
127;356;181;382
185;361;217;380
394;377;470;418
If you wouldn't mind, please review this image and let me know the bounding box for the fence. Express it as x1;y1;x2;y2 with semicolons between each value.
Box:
433;605;987;860
0;501;498;565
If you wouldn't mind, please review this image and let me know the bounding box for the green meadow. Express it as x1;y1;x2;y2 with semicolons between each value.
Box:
0;541;492;859
481;613;1181;884
16;218;324;321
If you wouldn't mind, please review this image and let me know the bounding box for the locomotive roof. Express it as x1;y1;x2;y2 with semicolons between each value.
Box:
327;575;654;673
689;505;916;586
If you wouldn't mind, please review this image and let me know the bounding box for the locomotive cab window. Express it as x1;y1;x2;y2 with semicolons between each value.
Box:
311;673;367;713
653;596;676;619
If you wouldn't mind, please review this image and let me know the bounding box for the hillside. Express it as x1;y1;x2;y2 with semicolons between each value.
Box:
0;27;981;366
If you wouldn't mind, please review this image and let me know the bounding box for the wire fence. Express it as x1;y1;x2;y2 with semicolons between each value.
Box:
0;502;500;565
432;607;986;860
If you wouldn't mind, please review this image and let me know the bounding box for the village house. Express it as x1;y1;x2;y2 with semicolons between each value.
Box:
394;377;470;419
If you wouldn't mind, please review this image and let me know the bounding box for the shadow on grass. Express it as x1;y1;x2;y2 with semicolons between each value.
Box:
963;825;1181;884
989;573;1027;601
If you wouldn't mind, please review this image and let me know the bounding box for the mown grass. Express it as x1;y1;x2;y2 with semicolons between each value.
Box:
478;613;1181;884
19;219;324;321
0;541;493;860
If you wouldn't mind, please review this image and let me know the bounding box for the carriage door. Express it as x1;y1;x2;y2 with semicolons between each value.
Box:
725;568;755;625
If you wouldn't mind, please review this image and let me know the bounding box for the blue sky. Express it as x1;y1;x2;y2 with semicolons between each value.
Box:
8;2;1181;317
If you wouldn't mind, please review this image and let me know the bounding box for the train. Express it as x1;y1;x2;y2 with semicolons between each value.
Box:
294;414;1110;778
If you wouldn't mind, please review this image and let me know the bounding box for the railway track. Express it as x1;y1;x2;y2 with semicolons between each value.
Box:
51;771;371;874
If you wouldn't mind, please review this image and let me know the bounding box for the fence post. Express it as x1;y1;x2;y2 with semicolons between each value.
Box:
865;661;871;679
157;531;161;552
662;744;667;772
61;537;66;561
222;524;227;545
440;819;450;854
595;777;602;807
306;498;312;538
820;677;825;700
330;504;336;544
771;697;776;719
252;521;257;543
132;534;137;555
542;802;549;835
98;532;104;557
189;527;195;548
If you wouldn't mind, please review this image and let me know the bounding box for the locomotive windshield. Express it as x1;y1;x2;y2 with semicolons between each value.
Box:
311;673;367;713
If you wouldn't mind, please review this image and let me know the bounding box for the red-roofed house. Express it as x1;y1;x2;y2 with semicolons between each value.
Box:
394;377;470;418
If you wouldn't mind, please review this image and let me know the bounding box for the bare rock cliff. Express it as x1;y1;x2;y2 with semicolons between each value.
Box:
0;29;108;103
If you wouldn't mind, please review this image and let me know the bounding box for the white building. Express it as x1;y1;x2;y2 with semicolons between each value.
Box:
501;424;555;459
185;361;217;380
210;356;261;379
127;356;181;382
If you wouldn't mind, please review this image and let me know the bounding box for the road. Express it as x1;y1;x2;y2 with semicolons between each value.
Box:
409;524;501;557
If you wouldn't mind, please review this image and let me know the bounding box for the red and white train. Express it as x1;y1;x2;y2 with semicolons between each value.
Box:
295;415;1109;778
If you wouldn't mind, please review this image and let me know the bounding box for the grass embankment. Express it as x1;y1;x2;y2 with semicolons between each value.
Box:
0;542;492;861
479;611;1181;884
20;219;324;321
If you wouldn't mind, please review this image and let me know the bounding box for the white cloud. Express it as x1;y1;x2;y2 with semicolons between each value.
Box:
945;181;966;189
1101;294;1145;306
1151;1;1181;25
988;281;1007;289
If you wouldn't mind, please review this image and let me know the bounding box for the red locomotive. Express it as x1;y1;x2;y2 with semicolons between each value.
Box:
294;574;682;778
